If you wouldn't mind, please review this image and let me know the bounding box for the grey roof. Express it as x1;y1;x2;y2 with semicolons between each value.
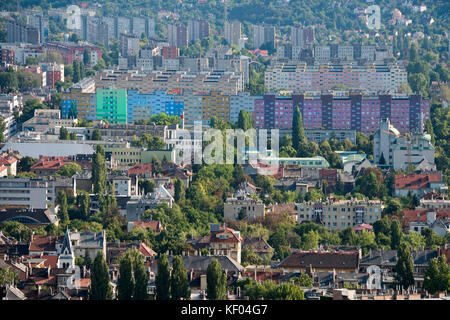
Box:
1;142;95;158
360;249;439;267
152;255;244;274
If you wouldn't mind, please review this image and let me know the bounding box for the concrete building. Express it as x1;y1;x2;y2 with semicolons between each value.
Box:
96;87;127;124
119;33;140;58
187;19;209;43
167;23;188;47
254;94;430;135
0;177;55;210
126;185;174;221
7;20;40;45
224;194;265;220
253;24;275;50
224;21;241;46
373;118;435;170
296;198;383;230
62;78;96;120
265;62;407;95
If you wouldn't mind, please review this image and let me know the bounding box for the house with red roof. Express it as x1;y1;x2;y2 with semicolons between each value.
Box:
209;223;242;264
394;172;447;198
128;163;153;178
30;156;75;176
0;151;19;176
127;220;163;234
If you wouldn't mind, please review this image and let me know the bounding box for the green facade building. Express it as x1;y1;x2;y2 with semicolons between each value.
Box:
96;87;127;124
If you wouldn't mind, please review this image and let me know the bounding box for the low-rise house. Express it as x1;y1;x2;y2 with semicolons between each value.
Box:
359;249;439;275
394;172;447;198
295;197;383;230
126;185;174;222
59;230;107;262
108;175;133;196
127;220;163;233
209;224;242;264
29;234;60;256
404;210;450;236
128;163;153;179
278;250;360;274
149;254;244;292
242;237;274;261
223;194;265;220
0;151;19;176
106;241;156;267
30;156;75;176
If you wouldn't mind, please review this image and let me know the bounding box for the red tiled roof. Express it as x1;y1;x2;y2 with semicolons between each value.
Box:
353;223;373;232
30;156;73;171
0;155;18;166
395;173;442;190
29;235;60;253
210;226;241;243
403;209;450;224
139;243;157;257
128;163;153;176
132;221;162;233
42;255;59;268
422;192;445;200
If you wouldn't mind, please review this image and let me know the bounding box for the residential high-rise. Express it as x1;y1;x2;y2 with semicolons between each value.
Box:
24;11;49;43
253;24;275;50
264;62;407;94
253;94;430;135
224;21;241;46
167;23;188;47
96;88;127;124
187;19;210;43
119;33;140;57
7;20;40;45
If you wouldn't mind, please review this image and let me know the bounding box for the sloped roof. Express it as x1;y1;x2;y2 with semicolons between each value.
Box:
278;251;360;270
166;255;244;273
395;173;442;190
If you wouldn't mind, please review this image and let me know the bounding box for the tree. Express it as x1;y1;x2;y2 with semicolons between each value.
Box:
58;163;82;177
408;73;429;96
273;283;305;300
118;253;134;300
77;190;91;219
155;254;170;300
83;48;91;65
292;106;307;156
92;145;107;194
423;256;450;294
390;219;403;250
292;273;313;287
0;266;19;287
139;179;155;195
73;60;80;83
170;255;190;300
302;230;320;250
92;128;102;141
90;251;113;300
0;119;5;143
132;249;149;300
57;191;69;225
206;258;227;300
237;110;253;130
59;126;69;140
394;243;415;290
174;179;185;202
